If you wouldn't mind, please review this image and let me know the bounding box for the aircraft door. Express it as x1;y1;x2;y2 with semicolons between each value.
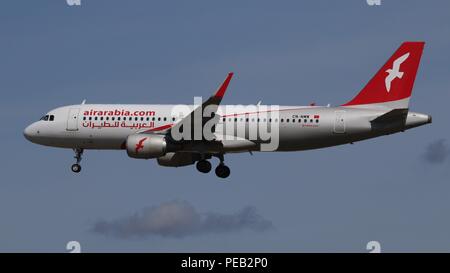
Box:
334;110;346;134
67;108;80;131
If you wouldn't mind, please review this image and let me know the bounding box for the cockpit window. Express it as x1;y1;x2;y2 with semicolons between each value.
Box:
40;115;55;121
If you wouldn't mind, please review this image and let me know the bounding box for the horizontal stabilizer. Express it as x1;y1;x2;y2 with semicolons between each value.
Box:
370;108;409;131
371;108;409;124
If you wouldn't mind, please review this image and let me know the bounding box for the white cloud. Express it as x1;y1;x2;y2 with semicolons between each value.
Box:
92;200;273;239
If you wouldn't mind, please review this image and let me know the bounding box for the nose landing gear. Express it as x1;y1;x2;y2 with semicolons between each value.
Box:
71;148;83;173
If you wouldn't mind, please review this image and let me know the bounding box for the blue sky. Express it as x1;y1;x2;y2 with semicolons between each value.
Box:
1;0;450;252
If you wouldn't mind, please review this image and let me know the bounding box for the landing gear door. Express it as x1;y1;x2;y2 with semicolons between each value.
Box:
67;108;80;131
334;110;346;134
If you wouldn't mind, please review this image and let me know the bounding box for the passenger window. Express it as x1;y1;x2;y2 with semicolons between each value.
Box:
95;117;98;121
163;117;167;121
158;117;161;121
89;117;92;121
83;117;86;121
281;119;284;122
100;117;104;121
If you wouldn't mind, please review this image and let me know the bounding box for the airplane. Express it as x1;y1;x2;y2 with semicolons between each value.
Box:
24;41;431;178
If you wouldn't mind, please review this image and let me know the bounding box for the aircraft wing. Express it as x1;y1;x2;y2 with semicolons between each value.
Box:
165;72;234;142
138;73;233;141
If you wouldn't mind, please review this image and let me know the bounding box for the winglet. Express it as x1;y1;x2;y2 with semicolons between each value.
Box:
214;72;234;98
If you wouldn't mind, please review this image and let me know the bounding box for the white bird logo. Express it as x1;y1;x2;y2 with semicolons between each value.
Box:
385;52;410;92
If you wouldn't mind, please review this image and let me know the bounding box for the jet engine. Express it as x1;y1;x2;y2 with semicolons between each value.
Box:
126;134;167;159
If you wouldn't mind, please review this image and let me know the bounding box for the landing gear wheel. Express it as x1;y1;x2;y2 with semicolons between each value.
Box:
71;164;81;173
71;148;84;173
215;164;230;178
196;160;212;173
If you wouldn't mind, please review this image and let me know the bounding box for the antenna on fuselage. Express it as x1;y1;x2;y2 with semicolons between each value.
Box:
81;99;86;105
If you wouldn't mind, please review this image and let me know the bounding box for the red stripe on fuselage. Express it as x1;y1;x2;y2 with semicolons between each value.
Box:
141;123;173;133
221;107;316;118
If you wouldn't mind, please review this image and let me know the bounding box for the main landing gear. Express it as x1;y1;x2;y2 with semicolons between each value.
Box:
71;148;83;173
196;160;212;173
215;154;230;179
196;154;230;178
215;163;230;179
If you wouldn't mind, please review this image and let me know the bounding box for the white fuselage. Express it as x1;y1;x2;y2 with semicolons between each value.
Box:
24;104;431;153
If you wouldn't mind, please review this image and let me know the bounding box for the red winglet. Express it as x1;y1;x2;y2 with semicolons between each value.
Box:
214;72;234;98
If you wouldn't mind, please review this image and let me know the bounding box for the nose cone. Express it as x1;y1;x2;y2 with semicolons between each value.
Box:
23;125;33;141
24;123;38;142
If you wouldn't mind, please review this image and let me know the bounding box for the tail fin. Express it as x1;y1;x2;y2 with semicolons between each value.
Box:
342;42;425;108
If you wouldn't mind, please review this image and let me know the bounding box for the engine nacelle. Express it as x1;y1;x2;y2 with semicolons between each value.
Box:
126;134;167;159
157;152;199;167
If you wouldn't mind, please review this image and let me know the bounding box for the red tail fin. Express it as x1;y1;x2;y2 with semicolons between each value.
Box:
343;42;425;108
